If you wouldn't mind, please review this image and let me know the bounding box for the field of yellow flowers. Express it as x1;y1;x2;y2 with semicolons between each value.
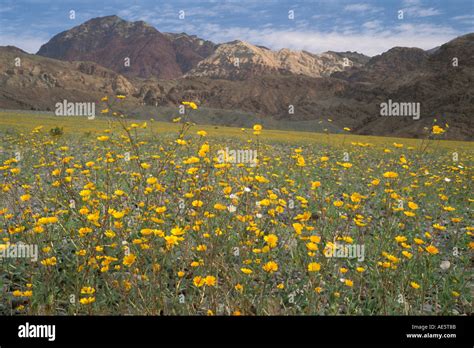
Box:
0;101;472;315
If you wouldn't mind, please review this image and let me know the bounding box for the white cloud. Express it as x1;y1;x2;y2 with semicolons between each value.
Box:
452;14;474;25
452;14;474;20
311;14;333;20
403;0;421;5
362;20;382;30
403;5;442;18
0;6;14;13
344;3;381;13
413;7;441;17
197;22;460;56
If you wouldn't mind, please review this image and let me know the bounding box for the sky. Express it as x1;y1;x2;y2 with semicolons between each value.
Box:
0;0;473;56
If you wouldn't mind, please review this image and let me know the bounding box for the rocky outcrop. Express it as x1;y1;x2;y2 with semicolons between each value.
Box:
185;40;367;80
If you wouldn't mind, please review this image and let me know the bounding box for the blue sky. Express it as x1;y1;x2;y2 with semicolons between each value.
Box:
0;0;472;56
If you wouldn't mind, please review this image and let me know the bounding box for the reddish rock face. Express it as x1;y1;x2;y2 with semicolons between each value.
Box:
164;33;217;74
37;15;215;79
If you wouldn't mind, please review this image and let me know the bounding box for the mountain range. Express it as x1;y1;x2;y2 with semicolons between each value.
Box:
1;15;472;140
